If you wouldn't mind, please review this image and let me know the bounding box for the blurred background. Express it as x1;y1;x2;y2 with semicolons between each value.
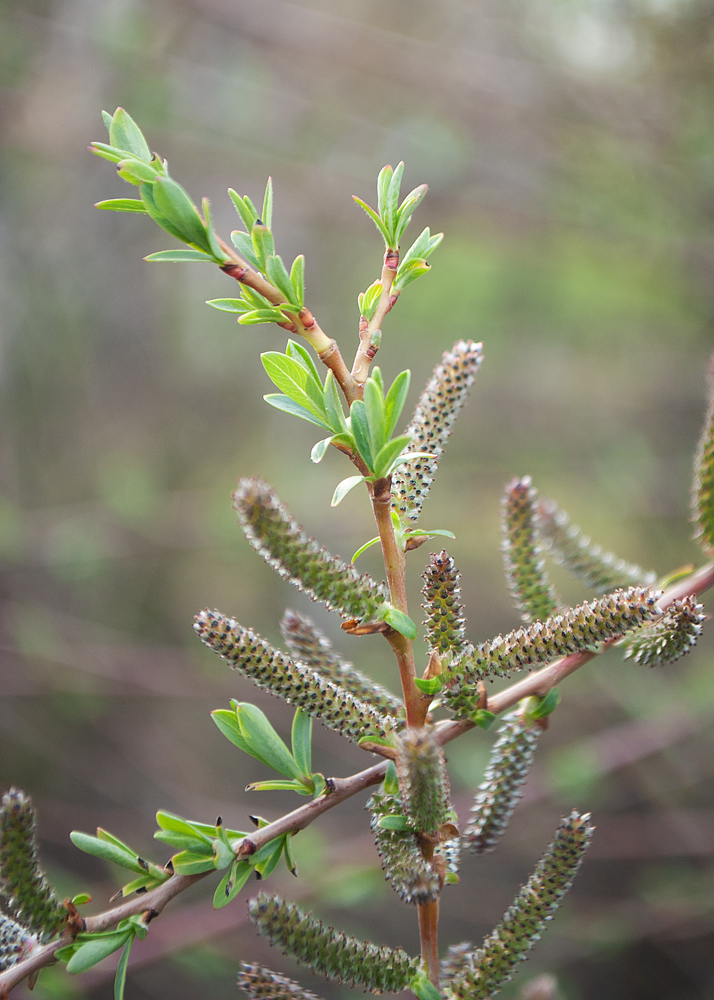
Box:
2;0;714;997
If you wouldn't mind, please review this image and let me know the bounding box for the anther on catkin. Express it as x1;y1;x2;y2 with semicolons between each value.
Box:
623;595;705;667
392;340;483;523
446;811;594;1000
422;550;467;656
280;609;403;717
462;711;542;854
234;478;388;623
194;610;397;743
394;728;451;838
442;587;661;718
248;894;419;993
238;963;325;1000
502;478;559;623
0;789;65;941
367;791;442;904
536;498;657;594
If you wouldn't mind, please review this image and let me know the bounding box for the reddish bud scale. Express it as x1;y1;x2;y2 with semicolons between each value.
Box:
194;610;397;743
392;340;483;523
501;478;558;623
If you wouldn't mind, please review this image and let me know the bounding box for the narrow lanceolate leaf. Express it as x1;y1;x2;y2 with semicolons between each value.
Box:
0;789;65;940
623;595;705;667
280;609;404;717
392;340;483;523
234;478;389;623
447;812;594;1000
248;894;419;993
194;610;397;743
693;355;714;553
502;478;559;623
367;791;441;904
462;711;542;854
0;913;36;972
422;550;467;657
394;729;451;837
536;498;657;594
442;588;661;718
238;963;325;1000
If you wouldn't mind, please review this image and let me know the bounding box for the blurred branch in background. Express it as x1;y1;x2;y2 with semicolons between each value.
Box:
3;1;714;998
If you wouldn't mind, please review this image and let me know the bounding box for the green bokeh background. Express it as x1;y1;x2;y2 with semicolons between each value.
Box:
3;1;714;998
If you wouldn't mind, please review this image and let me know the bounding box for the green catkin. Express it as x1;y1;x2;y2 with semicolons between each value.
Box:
442;587;661;718
279;609;404;717
462;711;542;854
502;478;559;623
446;811;594;1000
623;595;705;667
392;340;483;523
536;498;657;594
248;894;419;993
394;728;451;838
692;352;714;553
234;478;389;622
237;963;325;1000
367;791;441;904
0;913;36;972
421;550;468;656
0;790;65;941
194;610;397;742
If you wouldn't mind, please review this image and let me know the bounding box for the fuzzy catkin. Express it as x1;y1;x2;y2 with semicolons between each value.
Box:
0;790;65;941
0;912;36;972
248;894;419;993
392;340;483;523
446;811;594;1000
194;610;397;743
442;587;661;718
501;478;558;623
234;478;388;622
394;728;451;838
237;964;325;1000
462;712;542;854
280;609;403;717
623;595;705;667
422;550;467;656
692;352;714;553
367;791;441;904
536;498;657;594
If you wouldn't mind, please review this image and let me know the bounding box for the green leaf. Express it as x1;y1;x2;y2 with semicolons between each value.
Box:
152;176;211;253
383;761;400;797
323;370;348;433
351;535;381;561
262;177;273;230
291;708;313;776
410;971;443;1000
202;197;230;263
373;434;412;479
404;528;456;542
238;309;290;325
377;814;411;831
70;832;148;875
212;708;252;754
472;709;497;730
139;183;193;245
262;352;317;403
383;370;411;438
72;893;92;906
393;258;431;292
246;779;312;795
155;811;213;845
312;774;327;797
90;141;128;163
349;400;374;470
267;255;299;306
236;703;303;780
524;687;561;720
116;157;158;185
310;436;334;464
228;189;259;230
395;184;428;243
120;874;166;895
230;230;262;269
352;196;391;245
377;164;393;219
381;606;417;639
95;198;147;213
290;255;305;308
331;475;368;507
253;836;285;880
251;223;275;270
383;162;404;241
358;280;383;321
283;835;298;876
414;676;442;696
363;376;387;455
285;340;322;388
66;931;132;974
213;859;254;908
264;394;332;430
108;108;151;162
169;850;217;875
144;249;214;263
102;109;113;131
206;297;250;313
114;939;132;1000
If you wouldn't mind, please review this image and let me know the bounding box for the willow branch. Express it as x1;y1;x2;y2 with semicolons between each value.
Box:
351;248;399;385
